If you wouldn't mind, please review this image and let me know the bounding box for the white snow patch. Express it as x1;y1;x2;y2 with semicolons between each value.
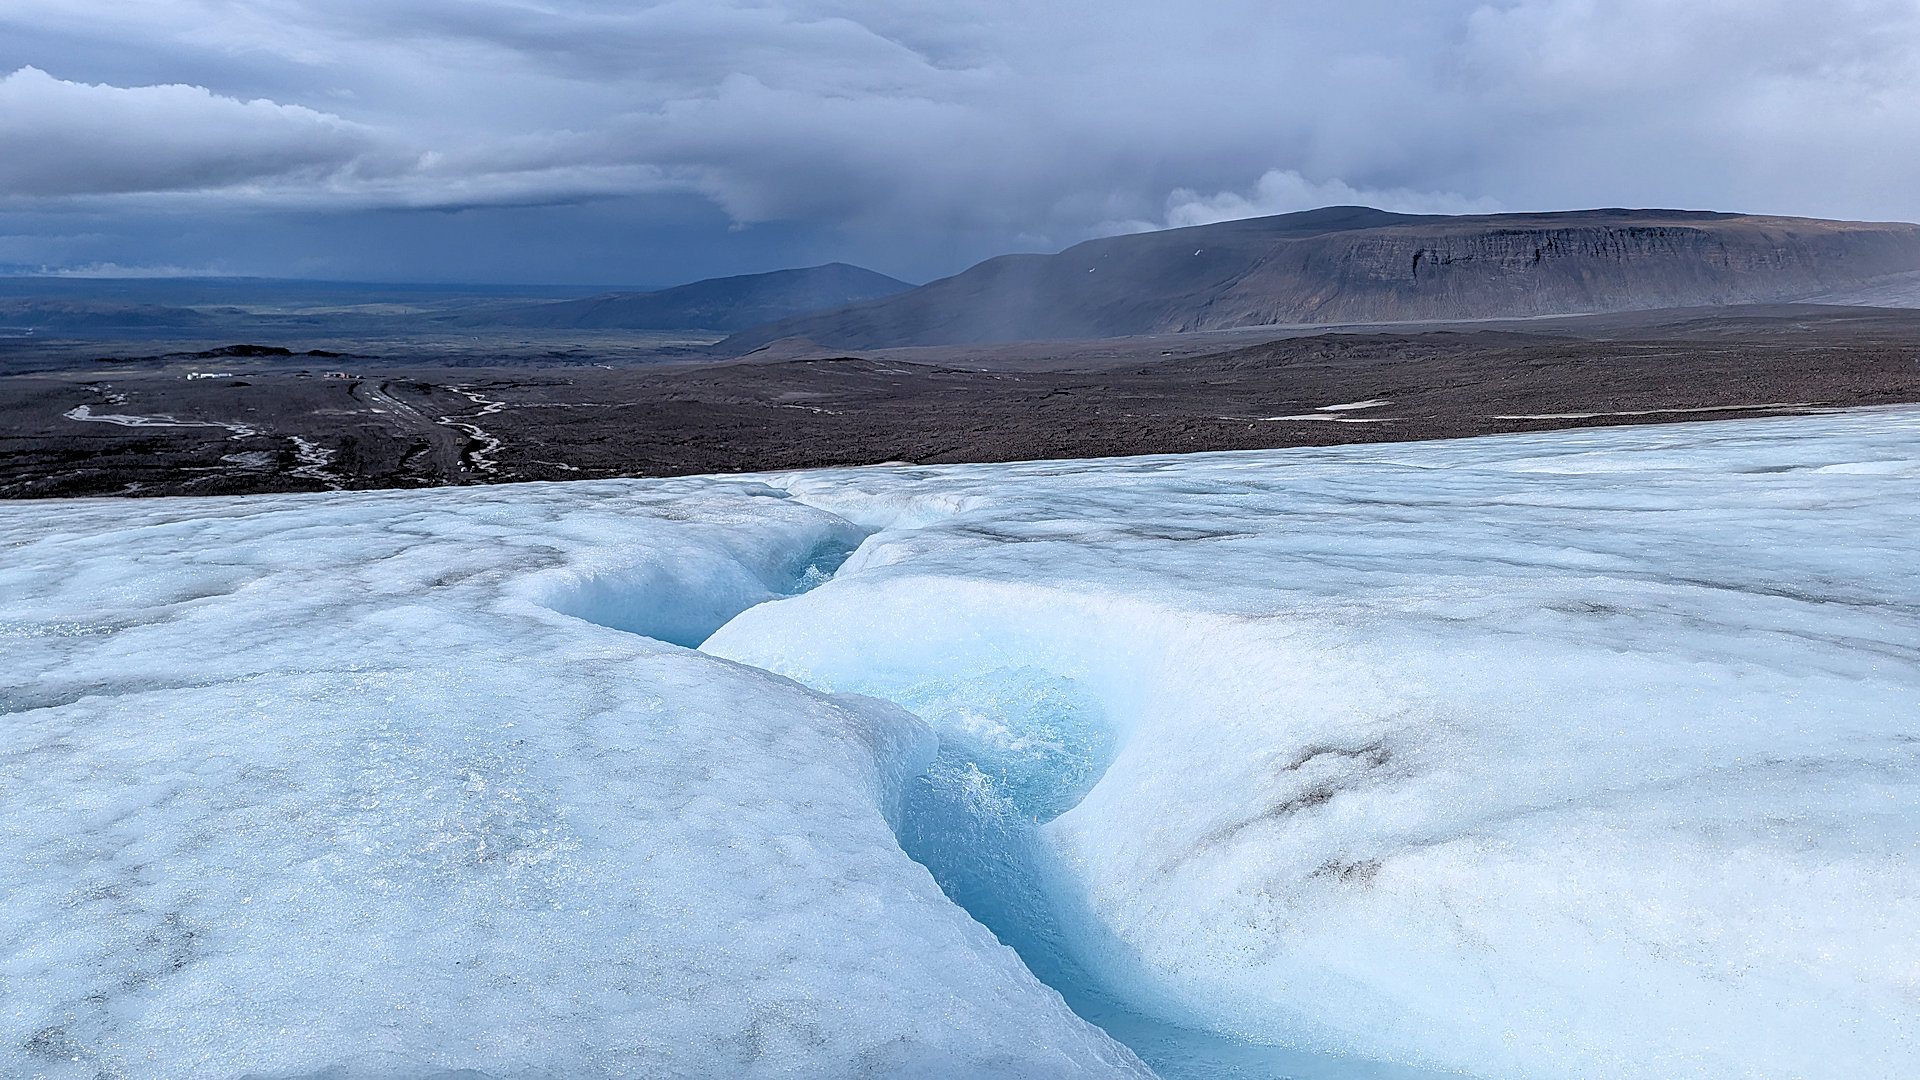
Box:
287;435;338;486
1250;414;1396;423
64;403;258;439
441;386;508;473
1493;402;1819;420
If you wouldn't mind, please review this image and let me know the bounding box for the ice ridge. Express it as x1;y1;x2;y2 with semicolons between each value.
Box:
702;409;1920;1079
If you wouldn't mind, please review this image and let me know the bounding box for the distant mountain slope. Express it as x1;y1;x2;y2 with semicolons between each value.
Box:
496;263;913;332
0;298;223;333
722;207;1920;350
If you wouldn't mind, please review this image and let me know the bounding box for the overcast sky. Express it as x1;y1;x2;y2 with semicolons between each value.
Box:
4;0;1919;286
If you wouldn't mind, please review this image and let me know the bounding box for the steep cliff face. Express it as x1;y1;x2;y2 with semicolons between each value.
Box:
1199;217;1920;328
721;209;1920;350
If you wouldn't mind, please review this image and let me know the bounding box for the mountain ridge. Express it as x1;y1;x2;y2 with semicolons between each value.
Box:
720;207;1920;350
491;262;914;332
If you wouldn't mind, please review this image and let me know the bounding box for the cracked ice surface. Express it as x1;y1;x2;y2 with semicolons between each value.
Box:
5;407;1920;1080
0;484;1145;1080
717;408;1920;1080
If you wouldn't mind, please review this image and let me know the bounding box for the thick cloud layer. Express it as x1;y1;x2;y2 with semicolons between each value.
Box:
2;0;1918;282
0;68;372;197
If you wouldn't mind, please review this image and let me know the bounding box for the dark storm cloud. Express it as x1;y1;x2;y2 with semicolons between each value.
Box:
2;0;1918;282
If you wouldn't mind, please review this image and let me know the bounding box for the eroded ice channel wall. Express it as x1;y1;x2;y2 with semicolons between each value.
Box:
3;482;1147;1080
700;412;1920;1080
4;409;1919;1080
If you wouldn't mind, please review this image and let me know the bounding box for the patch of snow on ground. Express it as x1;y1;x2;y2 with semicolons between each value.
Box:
63;403;259;439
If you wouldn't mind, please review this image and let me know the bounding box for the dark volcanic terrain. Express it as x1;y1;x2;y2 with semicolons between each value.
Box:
6;305;1919;498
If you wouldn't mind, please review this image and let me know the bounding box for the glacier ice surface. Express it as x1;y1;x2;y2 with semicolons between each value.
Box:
5;408;1920;1079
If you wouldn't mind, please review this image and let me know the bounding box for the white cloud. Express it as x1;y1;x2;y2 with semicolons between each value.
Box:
33;261;231;278
1164;171;1501;229
0;67;376;198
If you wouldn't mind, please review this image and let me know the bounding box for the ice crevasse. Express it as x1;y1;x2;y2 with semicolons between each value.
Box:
4;407;1920;1080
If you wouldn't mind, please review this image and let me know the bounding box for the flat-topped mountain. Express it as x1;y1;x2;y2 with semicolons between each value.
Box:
722;207;1920;350
494;262;913;332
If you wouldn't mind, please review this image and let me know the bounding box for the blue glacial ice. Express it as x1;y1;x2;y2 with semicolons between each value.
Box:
4;407;1920;1079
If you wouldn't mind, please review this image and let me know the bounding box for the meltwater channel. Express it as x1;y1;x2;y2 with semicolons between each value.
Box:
562;523;1454;1080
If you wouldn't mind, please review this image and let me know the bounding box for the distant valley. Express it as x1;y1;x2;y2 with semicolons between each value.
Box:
481;262;913;331
8;207;1920;357
0;263;913;346
8;205;1920;498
